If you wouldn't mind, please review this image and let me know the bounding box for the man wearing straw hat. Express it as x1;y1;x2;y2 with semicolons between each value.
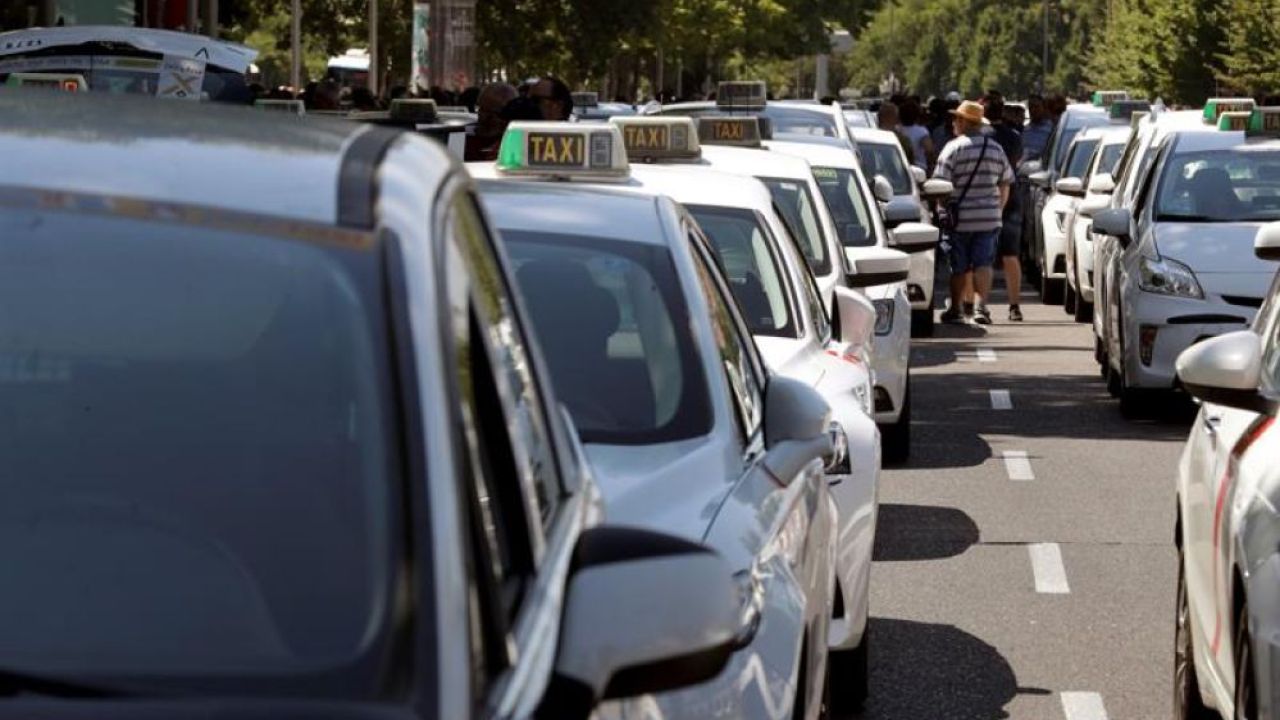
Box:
934;99;1015;324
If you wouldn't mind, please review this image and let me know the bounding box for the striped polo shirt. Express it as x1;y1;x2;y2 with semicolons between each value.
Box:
934;132;1014;233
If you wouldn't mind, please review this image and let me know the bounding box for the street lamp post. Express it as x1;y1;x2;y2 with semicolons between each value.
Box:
369;0;378;95
290;0;301;96
1041;0;1048;95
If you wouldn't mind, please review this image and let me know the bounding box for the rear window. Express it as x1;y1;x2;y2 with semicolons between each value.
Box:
687;205;798;338
504;231;712;445
761;177;833;276
0;206;398;683
857;142;913;195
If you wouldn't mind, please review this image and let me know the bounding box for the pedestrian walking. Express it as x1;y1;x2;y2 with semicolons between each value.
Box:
900;98;935;171
933;100;1015;325
464;82;518;162
983;92;1026;322
1022;94;1054;163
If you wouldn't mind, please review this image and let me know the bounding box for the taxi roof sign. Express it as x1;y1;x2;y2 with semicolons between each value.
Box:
497;121;630;180
572;91;599;108
255;98;306;115
1217;107;1280;137
1109;99;1150;121
610;116;700;161
4;72;87;92
1203;97;1256;124
1130;110;1150;130
697;116;764;148
716;81;767;110
390;98;438;123
1091;90;1130;107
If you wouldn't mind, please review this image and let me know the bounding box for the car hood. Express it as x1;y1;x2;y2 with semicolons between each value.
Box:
755;335;824;387
1155;222;1275;281
584;436;737;545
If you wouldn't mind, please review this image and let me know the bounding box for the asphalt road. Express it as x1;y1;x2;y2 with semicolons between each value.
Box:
846;283;1197;720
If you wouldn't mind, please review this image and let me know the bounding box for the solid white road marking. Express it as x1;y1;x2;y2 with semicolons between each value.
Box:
1029;543;1071;594
977;347;997;362
1002;450;1035;481
990;389;1013;410
1060;691;1108;720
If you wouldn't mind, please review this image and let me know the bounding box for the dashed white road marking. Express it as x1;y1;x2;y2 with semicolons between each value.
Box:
1002;450;1035;481
977;347;998;362
990;389;1013;410
1029;543;1071;594
1060;691;1108;720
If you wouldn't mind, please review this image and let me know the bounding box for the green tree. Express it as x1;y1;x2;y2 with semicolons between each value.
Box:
1217;0;1280;97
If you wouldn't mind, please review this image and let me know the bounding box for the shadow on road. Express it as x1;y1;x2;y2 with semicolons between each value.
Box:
873;504;979;562
840;618;1036;720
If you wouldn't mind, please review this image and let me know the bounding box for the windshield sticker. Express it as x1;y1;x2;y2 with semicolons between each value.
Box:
157;55;206;100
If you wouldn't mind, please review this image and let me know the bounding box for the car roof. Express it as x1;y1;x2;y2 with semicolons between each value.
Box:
700;144;812;180
1077;125;1130;143
0;25;258;72
1061;105;1109;125
764;138;859;171
847;126;901;147
475;180;670;246
0;91;395;225
1166;128;1280;153
629;164;773;212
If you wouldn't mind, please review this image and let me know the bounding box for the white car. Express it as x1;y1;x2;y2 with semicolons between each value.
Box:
1092;104;1280;414
1173;223;1280;720
0;92;745;720
655;81;853;144
473;121;841;720
849;126;953;336
1061;125;1130;323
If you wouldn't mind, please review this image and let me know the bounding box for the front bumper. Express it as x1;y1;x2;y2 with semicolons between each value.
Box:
1121;288;1254;389
1040;202;1069;279
1247;552;1280;720
869;286;911;424
907;249;935;311
826;410;879;650
1074;223;1096;300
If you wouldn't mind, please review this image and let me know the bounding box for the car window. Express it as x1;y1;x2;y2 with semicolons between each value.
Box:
1065;138;1101;179
813;166;878;247
687;204;798;338
1154;145;1280;222
448;194;562;533
0;205;401;684
503;230;713;446
688;237;766;442
1096;142;1126;177
761;177;833;276
765;106;839;137
857;142;913;195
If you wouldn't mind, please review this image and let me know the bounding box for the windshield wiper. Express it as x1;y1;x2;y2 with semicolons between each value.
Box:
0;667;128;698
1157;213;1221;223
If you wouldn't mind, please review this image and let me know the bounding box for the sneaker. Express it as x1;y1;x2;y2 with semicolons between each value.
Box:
1009;305;1024;322
974;304;992;325
940;307;966;324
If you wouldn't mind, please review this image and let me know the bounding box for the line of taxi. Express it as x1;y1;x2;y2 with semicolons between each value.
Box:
0;66;949;720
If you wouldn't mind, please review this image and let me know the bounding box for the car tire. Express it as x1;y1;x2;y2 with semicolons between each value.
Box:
1105;361;1122;397
829;636;870;714
882;380;911;464
1040;272;1064;305
1064;280;1077;315
911;308;935;338
1074;296;1094;324
1174;547;1213;720
1235;606;1256;720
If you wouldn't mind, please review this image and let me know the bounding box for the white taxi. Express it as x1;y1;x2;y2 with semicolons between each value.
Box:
1060;124;1130;323
1173;223;1280;720
604;115;896;708
471;122;841;720
1093;103;1280;414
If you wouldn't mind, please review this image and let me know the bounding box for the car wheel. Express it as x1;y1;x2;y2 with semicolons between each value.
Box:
1235;607;1257;720
829;636;870;714
1074;295;1093;324
1095;336;1106;368
1174;547;1213;720
1105;360;1122;397
1040;271;1064;305
882;380;910;464
1064;280;1077;314
911;308;934;338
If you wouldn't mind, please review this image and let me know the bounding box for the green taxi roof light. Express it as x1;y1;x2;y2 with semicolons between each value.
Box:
717;80;767;110
1091;90;1129;107
390;98;438;122
495;122;629;180
1203;97;1256;123
497;127;527;169
572;91;599;108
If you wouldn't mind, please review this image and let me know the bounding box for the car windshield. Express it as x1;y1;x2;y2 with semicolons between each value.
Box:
503;231;712;445
760;177;833;277
687;205;797;338
0;206;398;685
1096;142;1126;176
1065;138;1101;179
857;142;913;195
763;106;839;137
1155;146;1280;222
811;166;878;247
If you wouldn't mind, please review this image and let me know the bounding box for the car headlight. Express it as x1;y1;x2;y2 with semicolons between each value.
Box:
731;568;765;649
872;299;894;335
1138;255;1203;299
853;382;872;414
1054;210;1068;233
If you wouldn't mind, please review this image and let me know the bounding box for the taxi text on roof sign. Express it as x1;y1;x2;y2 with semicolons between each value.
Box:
497;121;630;180
716;80;767;110
1203;97;1256;124
1217;107;1280;137
1109;100;1150;121
696;117;763;148
610;116;700;161
1091;90;1130;107
4;72;86;92
572;91;599;108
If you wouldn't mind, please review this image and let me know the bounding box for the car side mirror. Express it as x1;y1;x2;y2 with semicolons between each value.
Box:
1055;177;1085;197
1077;195;1111;218
1255;222;1280;261
542;527;739;718
1088;172;1115;195
1091;207;1133;245
872;175;894;204
1028;170;1052;188
1018;159;1043;178
909;165;927;185
920;178;954;200
1176;331;1272;413
888;221;939;253
881;198;921;226
763;376;835;477
831;285;876;349
844;246;911;287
